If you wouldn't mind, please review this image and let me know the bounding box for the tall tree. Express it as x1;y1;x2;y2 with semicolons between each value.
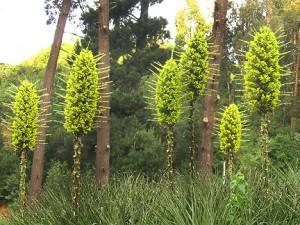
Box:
291;27;300;132
198;0;229;175
175;0;205;47
284;0;300;132
136;0;150;49
81;0;169;178
96;0;111;187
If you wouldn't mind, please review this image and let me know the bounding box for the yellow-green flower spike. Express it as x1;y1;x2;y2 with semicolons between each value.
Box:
11;80;40;151
244;26;281;114
155;59;182;126
219;104;242;155
64;49;99;135
180;27;209;98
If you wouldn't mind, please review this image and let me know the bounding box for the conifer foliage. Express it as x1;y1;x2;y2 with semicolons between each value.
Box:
11;80;40;214
64;49;99;217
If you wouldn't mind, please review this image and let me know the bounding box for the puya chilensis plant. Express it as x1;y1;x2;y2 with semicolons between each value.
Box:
9;80;40;215
218;104;242;180
180;27;209;176
244;26;281;187
147;58;182;186
64;49;100;217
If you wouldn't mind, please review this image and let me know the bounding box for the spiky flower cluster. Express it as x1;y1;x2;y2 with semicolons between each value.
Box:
11;80;40;150
180;27;209;97
219;104;242;155
244;26;281;114
64;49;99;135
155;59;181;126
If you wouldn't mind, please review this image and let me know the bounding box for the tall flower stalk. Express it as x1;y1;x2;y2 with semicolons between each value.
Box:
64;49;100;217
11;80;40;215
244;26;281;187
154;59;182;186
219;104;242;180
180;27;209;176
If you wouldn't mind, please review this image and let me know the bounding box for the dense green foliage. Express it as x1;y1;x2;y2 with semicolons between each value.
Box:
244;26;281;114
11;80;40;151
155;59;181;126
64;49;99;135
1;2;300;222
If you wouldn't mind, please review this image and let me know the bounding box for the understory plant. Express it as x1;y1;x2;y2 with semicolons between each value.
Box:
154;58;182;185
180;27;209;176
5;169;300;225
64;49;99;217
219;103;242;180
244;26;281;187
10;80;40;215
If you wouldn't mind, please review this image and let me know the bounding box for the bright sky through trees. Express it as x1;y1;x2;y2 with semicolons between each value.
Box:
0;0;215;65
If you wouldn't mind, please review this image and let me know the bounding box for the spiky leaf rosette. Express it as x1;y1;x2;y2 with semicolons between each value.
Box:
180;27;209;97
219;104;242;155
155;59;181;126
64;49;99;135
244;26;281;114
11;80;40;150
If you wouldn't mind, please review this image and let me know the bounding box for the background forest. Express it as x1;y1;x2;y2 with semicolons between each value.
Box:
0;0;300;224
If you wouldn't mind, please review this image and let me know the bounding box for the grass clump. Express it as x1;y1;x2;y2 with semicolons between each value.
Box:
4;168;300;225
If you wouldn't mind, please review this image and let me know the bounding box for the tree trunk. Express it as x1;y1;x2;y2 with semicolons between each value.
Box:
265;0;272;25
291;27;300;133
189;98;196;177
198;0;228;176
136;0;149;49
96;0;111;188
28;0;71;202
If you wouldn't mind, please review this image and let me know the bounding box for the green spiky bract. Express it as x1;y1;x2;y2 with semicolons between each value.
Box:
244;26;281;115
64;49;99;218
64;49;99;135
219;104;242;179
11;80;40;215
155;59;181;126
244;26;281;188
180;27;209;176
155;58;181;185
180;27;209;98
